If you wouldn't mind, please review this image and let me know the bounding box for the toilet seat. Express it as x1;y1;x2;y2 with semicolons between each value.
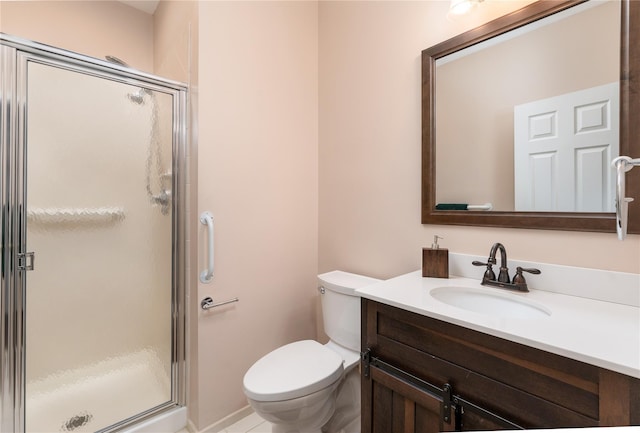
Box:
243;340;344;402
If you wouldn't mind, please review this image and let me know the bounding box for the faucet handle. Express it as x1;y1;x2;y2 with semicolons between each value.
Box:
512;266;541;286
519;267;541;275
472;261;496;282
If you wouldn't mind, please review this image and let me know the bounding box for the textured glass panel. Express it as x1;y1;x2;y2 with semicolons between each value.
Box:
25;62;173;433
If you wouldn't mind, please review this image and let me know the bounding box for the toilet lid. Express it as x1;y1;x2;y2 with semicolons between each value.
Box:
243;340;344;402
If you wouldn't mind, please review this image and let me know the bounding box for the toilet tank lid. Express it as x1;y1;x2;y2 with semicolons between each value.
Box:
317;271;381;296
243;340;344;402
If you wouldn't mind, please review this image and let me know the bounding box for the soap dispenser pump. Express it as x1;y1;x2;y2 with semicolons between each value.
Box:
422;235;449;278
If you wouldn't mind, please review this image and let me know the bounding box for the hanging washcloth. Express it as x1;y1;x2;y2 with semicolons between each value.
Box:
435;203;468;210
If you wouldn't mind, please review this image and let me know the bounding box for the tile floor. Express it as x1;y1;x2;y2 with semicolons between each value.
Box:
174;411;270;433
214;412;272;433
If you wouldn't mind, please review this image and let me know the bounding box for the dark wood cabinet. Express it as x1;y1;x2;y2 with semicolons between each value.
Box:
361;299;640;432
364;362;453;433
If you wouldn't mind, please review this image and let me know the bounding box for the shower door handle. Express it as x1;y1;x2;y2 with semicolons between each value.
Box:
200;212;214;283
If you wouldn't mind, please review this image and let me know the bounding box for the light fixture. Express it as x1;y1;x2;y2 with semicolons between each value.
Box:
449;0;484;16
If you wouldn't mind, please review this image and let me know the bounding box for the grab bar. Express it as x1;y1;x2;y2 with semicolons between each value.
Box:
612;156;640;240
200;211;214;283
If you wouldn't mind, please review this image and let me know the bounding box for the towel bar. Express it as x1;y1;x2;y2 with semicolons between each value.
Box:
201;296;239;310
612;156;640;240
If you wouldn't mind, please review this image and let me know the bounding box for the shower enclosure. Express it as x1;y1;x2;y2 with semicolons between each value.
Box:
1;34;187;432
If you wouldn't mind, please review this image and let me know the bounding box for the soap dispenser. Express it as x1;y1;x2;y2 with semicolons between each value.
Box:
422;235;449;278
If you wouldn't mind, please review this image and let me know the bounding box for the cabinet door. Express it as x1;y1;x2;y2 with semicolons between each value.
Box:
456;400;523;431
362;364;455;433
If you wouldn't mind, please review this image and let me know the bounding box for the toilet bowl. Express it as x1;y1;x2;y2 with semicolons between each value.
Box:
244;340;344;432
242;271;381;433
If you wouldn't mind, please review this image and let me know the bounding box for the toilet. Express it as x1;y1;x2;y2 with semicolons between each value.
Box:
242;271;381;433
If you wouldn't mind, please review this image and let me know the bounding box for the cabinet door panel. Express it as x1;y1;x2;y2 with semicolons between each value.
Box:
364;365;454;433
462;410;512;431
371;378;393;433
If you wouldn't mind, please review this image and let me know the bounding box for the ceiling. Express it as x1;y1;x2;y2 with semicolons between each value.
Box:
118;1;159;15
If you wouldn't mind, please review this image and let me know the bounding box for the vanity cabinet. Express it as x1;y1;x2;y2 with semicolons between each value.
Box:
361;299;640;432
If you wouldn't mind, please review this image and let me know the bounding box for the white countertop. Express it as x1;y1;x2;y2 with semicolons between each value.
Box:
356;270;640;379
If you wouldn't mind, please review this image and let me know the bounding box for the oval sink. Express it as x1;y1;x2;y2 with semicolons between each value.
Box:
430;286;551;319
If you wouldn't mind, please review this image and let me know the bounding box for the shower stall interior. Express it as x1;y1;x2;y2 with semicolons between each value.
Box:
1;34;187;433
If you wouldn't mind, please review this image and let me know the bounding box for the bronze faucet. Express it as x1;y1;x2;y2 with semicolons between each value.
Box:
472;243;540;292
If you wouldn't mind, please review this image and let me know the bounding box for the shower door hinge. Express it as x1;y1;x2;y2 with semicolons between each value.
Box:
18;252;35;271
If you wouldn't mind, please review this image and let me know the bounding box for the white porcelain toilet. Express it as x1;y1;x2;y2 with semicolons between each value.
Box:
242;271;381;433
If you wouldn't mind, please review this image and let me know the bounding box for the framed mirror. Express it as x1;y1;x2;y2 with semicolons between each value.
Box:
422;0;639;233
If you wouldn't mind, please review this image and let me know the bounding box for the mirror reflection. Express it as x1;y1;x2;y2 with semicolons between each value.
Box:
434;0;620;213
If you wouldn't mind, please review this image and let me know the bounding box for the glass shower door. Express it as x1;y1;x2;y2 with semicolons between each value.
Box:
22;59;177;433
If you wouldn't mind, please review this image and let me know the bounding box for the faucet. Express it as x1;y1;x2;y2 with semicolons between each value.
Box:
472;243;540;292
489;242;510;283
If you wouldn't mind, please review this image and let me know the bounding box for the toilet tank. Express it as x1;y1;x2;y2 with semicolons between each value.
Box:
318;271;381;352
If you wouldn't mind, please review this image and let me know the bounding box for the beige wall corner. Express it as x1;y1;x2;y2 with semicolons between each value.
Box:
196;1;319;428
0;1;153;71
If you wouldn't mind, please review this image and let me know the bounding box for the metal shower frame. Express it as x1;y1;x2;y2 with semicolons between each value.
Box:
0;33;188;433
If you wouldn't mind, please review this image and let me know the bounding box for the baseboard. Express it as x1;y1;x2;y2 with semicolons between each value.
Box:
197;406;254;433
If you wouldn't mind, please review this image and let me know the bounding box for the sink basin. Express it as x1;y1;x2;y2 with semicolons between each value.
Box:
430;286;551;319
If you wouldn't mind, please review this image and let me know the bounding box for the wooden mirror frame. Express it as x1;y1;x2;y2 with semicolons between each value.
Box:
422;0;639;233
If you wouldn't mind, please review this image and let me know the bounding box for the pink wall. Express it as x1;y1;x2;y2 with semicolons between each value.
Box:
153;0;197;84
0;1;154;72
196;1;319;428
